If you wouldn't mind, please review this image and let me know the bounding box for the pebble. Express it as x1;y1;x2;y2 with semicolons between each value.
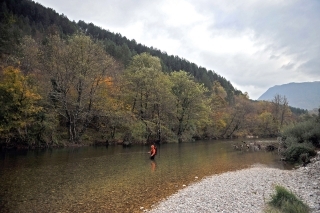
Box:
147;152;320;213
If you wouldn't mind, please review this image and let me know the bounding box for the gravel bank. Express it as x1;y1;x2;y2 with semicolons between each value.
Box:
147;152;320;213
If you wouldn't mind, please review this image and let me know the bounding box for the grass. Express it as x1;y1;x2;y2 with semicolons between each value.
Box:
265;185;310;213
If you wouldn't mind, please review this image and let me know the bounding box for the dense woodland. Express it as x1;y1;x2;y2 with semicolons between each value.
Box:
1;0;318;152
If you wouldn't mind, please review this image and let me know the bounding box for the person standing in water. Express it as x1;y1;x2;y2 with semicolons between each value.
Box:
149;144;157;160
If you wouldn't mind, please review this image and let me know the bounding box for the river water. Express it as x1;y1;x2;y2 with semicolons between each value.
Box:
0;139;292;213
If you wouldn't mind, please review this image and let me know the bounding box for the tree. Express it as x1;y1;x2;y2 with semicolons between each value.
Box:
18;35;39;73
170;71;209;142
90;74;135;143
219;94;253;138
0;12;22;64
203;81;228;139
272;94;292;132
0;66;42;146
123;52;175;143
116;43;132;66
39;33;116;143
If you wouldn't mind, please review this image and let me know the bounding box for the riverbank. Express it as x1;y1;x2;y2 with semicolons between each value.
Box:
146;152;320;213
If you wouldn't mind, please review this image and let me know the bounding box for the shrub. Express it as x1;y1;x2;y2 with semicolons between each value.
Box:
280;117;319;163
266;185;310;213
281;136;298;149
305;122;320;147
282;119;320;146
282;120;312;142
283;143;316;163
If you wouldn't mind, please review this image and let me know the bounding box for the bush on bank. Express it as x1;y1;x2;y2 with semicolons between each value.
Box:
265;185;310;213
283;143;316;163
280;114;319;163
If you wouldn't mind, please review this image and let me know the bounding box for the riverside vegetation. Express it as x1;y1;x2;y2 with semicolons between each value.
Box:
280;114;320;164
0;0;319;164
0;0;320;171
266;185;310;213
1;1;320;213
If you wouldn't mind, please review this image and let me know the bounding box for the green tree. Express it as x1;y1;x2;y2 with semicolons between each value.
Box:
116;43;132;66
123;52;175;143
257;112;276;136
220;94;253;138
170;71;209;142
90;75;135;143
0;12;21;64
204;81;228;139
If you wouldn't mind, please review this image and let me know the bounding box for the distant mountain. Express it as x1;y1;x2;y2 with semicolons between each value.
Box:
258;82;320;110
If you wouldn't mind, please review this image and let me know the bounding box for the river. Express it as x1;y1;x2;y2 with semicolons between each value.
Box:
0;139;292;213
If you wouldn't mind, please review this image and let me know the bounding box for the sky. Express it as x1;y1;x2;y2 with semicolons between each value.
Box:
35;0;320;100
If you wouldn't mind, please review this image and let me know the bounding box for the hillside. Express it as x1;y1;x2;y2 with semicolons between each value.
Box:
258;82;320;110
1;0;312;148
0;0;242;100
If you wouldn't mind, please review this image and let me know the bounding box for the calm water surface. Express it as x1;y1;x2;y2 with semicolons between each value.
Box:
0;139;293;213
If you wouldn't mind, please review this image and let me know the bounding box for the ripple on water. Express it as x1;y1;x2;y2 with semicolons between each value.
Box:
0;139;291;212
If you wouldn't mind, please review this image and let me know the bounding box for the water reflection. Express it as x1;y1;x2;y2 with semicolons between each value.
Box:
0;139;292;212
151;160;156;172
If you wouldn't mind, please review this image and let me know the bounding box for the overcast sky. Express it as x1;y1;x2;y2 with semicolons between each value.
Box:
35;0;320;100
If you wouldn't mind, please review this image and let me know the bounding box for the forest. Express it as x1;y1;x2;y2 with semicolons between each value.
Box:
1;0;318;153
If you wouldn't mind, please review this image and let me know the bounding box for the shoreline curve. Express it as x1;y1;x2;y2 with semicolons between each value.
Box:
146;153;320;213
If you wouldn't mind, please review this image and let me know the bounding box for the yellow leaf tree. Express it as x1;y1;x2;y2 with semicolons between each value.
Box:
0;66;42;146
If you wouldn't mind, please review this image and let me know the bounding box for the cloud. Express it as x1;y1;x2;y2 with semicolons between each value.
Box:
35;0;320;99
298;58;320;76
269;55;280;60
281;62;295;70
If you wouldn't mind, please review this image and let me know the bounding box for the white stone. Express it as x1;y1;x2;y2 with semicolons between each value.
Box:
147;153;320;213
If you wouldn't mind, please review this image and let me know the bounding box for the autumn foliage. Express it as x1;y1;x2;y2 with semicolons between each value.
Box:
0;33;309;148
0;66;42;146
